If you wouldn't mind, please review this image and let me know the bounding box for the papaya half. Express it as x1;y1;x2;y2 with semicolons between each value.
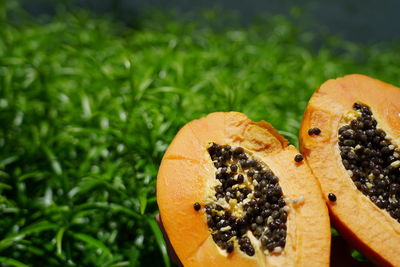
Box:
157;112;330;266
300;74;400;266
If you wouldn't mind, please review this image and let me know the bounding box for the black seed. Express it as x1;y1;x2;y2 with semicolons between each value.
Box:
342;130;353;138
216;220;225;229
373;136;381;144
271;210;280;219
247;159;256;167
239;227;247;236
240;159;248;168
354;181;362;189
270;176;278;184
343;139;355;146
249;199;257;206
230;164;238;172
308;127;321;135
366;129;375;136
261;236;268;246
247;169;255;177
246;207;255;216
233;147;244;154
227;177;236;186
381;146;390;154
194;202;201;211
360;134;368;142
353;102;362;110
278;198;286;207
236;174;244;183
246;246;255;256
266;242;276;251
376;199;389;209
223;233;232;241
339;125;350;134
207;217;214;227
273;186;283;196
205;205;212;214
215;185;223;193
280;212;288;223
390;184;400;194
294;154;303;162
238;153;247;160
214;162;222;168
226;241;234;253
224;210;232;218
347;151;356;159
328;193;336;202
271;203;280;210
372;169;380;176
342;159;350;168
259;180;267;188
257;198;266;206
230;229;237;236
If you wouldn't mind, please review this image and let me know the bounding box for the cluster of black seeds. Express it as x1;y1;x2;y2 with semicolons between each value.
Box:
339;103;400;222
205;143;288;256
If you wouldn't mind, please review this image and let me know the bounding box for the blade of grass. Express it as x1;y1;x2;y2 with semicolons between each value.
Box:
147;217;170;267
0;257;28;267
0;221;58;251
56;227;66;255
72;233;112;256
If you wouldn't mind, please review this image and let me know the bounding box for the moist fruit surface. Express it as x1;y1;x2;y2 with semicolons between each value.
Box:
158;112;330;266
300;74;400;266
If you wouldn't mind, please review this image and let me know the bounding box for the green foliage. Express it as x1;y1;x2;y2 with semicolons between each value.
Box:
351;250;369;262
1;3;399;266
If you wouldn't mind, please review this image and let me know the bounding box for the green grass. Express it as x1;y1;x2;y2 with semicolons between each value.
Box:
1;3;400;266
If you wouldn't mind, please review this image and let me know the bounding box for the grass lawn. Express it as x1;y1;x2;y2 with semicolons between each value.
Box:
1;3;400;266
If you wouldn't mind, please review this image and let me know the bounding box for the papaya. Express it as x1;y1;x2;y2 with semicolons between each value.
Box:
157;112;330;266
300;74;400;266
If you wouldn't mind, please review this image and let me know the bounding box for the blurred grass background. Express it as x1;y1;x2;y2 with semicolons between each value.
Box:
1;1;400;266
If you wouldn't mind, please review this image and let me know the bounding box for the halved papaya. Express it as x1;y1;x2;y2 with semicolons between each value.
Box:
157;112;330;266
300;74;400;266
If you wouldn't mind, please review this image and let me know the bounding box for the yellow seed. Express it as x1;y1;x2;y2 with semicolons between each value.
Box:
229;199;237;206
220;226;231;232
343;110;361;122
390;160;400;168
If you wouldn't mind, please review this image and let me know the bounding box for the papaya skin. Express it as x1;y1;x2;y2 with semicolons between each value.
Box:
157;112;330;267
300;74;400;266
